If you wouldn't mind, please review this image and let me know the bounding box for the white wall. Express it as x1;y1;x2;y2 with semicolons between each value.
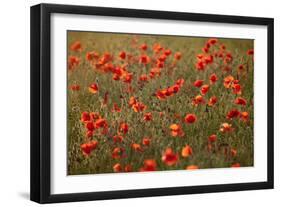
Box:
0;0;279;206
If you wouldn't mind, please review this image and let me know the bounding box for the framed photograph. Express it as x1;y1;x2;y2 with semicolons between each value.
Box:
30;3;274;203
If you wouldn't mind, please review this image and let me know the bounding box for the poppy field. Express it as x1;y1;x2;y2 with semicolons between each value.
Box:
67;31;254;175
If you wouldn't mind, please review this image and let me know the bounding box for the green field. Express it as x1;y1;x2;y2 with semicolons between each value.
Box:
67;31;254;175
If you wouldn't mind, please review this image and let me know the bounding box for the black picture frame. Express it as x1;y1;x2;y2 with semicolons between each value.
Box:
30;3;274;204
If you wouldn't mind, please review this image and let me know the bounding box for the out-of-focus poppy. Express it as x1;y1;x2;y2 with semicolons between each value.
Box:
223;75;234;88
70;41;82;52
112;135;124;143
247;49;254;55
192;95;205;106
139;54;150;65
208;96;217;106
80;140;98;156
139;43;148;51
232;83;242;95
186;165;199;170
89;83;99;94
226;109;240;119
235;97;247;106
184;114;197;124
142;137;151;146
119;122;129;134
170;124;184;137
112;147;125;159
162;148;178;166
240;111;249;122
209;73;218;84
68;56;80;70
113;163;122;172
86;51;99;61
143;112;153;121
220;123;233;133
231;163;241;168
181;145;193;157
81;111;91;123
140;159;157;171
124;164;132;172
131;143;143;152
231;148;237;157
200;84;209;95
174;52;182;60
208;134;217;143
119;51;126;59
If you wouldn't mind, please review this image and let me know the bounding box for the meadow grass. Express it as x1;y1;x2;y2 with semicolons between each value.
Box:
67;31;254;175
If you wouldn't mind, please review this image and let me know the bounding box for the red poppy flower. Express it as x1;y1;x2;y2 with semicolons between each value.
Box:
95;118;107;128
164;49;172;56
119;51;126;59
139;54;150;65
192;95;205;106
208;38;218;45
226;109;240;119
132;102;147;112
186;165;199;170
195;61;205;70
193;80;204;88
174;52;182;60
123;72;133;84
238;64;244;70
231;163;241;168
124;164;132;172
143;112;153;121
219;123;233;133
129;96;137;107
231;148;237;157
85;121;95;131
140;159;157;171
184;114;197;124
224;75;234;88
139;74;149;82
181;145;193;157
208;96;217;106
162;148;178;166
240;111;249;122
131;143;143;152
86;51;99;61
232;83;242;95
112;135;124;143
89;83;99;94
90;112;101;121
200;84;210;95
139;43;147;51
209;73;218;84
80;140;98;156
149;67;161;79
68;56;80;70
81;111;91;123
85;131;93;138
247;49;254;55
112;103;121;113
208;134;217;143
113;163;122;172
142;137;151;146
112;147;125;159
170;124;184;137
235;97;247;105
175;78;185;87
70;41;82;52
119;122;129;134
